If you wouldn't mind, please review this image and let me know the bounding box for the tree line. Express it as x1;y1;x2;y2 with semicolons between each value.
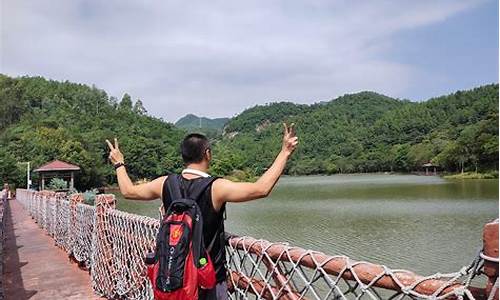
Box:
0;74;497;191
0;75;185;190
215;87;498;177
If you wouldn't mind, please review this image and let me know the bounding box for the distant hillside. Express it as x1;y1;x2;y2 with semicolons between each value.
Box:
0;74;185;190
175;114;229;135
0;74;497;189
175;114;229;140
213;86;498;176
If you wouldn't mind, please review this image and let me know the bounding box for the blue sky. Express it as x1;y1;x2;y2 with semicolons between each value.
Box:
1;0;498;121
389;0;498;100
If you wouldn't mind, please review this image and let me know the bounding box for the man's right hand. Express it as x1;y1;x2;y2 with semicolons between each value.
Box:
281;123;299;156
212;122;299;210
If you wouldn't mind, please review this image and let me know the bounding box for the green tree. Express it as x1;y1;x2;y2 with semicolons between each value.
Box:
133;99;147;115
47;178;67;190
0;149;23;187
119;93;133;111
0;74;497;187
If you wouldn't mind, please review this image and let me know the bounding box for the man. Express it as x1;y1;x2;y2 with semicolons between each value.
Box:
106;123;298;299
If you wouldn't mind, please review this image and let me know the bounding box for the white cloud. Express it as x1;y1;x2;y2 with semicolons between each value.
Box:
0;0;486;121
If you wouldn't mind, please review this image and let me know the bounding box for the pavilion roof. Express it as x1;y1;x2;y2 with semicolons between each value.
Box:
34;160;81;172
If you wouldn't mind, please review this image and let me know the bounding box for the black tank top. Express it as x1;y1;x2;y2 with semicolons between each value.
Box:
161;175;227;283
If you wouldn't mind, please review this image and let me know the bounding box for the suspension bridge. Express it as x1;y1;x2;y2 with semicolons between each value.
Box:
1;189;498;299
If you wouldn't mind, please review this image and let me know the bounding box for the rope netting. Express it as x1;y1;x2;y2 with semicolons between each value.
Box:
55;193;71;252
225;235;493;300
73;202;95;268
14;189;498;300
103;208;159;298
0;190;7;299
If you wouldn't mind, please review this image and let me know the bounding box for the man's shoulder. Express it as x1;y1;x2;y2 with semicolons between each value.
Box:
210;178;230;212
211;178;235;200
211;178;231;189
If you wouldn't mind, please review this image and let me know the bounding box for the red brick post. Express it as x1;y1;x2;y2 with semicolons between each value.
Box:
91;194;116;298
483;219;499;300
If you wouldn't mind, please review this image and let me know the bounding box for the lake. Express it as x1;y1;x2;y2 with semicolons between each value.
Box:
114;174;498;276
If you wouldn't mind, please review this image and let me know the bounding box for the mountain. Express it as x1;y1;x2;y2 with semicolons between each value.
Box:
213;86;498;176
0;74;186;190
224;92;403;134
0;74;497;189
175;114;229;133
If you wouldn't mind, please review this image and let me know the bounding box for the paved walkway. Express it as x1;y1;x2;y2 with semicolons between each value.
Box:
3;199;102;299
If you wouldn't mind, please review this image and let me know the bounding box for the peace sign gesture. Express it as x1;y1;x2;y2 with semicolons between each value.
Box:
282;123;298;156
106;138;124;165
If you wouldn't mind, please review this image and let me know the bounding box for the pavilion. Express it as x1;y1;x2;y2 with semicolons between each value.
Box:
34;160;80;191
422;162;437;176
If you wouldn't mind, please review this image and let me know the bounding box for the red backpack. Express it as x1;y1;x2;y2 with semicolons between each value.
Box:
145;175;217;299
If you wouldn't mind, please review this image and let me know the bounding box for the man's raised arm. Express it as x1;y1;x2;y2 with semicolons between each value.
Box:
212;123;298;210
106;138;164;201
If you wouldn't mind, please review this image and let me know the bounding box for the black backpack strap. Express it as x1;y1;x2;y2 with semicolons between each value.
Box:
205;224;220;252
188;176;218;201
189;177;220;268
191;202;205;268
190;195;220;268
165;175;218;201
166;174;183;200
206;200;226;252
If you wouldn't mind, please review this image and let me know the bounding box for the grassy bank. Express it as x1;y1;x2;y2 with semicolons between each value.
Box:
443;171;499;179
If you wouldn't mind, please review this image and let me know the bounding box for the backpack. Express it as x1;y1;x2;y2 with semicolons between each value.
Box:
146;175;217;300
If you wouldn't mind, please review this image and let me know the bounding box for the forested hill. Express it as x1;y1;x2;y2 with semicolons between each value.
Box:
0;75;186;190
214;86;498;176
175;114;229;136
0;74;497;190
223;92;402;133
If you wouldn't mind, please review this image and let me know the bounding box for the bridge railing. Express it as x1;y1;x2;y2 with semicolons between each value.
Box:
15;189;498;300
0;190;7;299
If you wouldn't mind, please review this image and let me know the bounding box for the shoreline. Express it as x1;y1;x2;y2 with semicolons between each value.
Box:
442;171;499;180
102;170;498;190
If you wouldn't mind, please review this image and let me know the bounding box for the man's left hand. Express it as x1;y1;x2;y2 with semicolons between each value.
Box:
106;138;124;165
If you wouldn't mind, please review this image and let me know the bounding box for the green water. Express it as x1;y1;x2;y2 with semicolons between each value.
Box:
115;174;498;275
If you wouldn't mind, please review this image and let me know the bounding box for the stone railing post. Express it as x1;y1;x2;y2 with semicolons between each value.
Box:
483;219;499;300
91;194;116;298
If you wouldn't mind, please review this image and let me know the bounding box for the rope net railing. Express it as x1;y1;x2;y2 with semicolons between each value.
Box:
14;189;498;300
0;190;7;299
225;234;496;300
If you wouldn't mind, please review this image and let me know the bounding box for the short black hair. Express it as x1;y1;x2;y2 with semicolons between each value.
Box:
180;133;210;164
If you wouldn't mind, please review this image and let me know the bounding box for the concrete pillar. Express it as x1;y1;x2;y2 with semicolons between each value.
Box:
483;219;499;300
91;194;116;297
41;174;45;191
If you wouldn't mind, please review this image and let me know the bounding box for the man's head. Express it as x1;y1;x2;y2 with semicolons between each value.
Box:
180;133;211;167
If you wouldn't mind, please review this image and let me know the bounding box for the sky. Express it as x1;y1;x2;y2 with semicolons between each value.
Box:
1;0;498;122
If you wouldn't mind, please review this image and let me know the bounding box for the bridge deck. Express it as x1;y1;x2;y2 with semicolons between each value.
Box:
3;199;102;299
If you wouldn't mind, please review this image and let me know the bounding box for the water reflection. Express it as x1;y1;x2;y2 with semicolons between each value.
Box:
225;175;498;275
